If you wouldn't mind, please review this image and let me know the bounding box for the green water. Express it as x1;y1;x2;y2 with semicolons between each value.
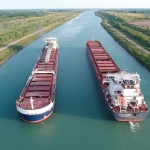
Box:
0;11;150;150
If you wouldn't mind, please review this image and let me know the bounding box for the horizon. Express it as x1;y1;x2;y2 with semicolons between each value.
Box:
1;0;150;10
0;8;150;11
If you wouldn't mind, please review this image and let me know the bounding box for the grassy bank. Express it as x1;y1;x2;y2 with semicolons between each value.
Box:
95;11;150;51
95;11;150;71
0;11;81;66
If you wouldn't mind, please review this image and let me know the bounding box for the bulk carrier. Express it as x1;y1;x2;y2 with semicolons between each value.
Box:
16;37;59;123
86;40;148;122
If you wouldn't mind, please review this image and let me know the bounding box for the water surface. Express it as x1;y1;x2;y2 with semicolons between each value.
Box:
0;11;150;150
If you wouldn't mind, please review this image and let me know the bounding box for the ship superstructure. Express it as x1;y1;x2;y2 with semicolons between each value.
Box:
16;36;59;123
86;40;148;121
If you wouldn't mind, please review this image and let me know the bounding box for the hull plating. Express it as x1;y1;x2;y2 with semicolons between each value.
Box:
16;37;58;123
87;46;148;122
18;108;54;123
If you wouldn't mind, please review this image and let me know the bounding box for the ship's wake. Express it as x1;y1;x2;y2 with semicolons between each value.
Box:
129;122;140;132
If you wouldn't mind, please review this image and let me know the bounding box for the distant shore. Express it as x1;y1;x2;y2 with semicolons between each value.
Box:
0;11;81;66
95;11;150;71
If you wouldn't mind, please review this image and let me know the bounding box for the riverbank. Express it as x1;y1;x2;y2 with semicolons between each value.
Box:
0;11;81;66
1;11;150;150
95;12;150;71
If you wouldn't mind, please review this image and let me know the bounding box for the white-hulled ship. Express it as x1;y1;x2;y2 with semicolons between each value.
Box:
16;36;59;123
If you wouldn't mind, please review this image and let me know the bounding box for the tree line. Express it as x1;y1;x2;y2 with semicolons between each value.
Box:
0;10;78;47
95;10;150;70
96;11;150;51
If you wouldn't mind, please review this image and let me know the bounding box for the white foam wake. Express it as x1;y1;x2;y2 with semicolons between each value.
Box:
129;122;140;132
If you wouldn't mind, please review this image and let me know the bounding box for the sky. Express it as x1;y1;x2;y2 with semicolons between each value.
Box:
0;0;150;9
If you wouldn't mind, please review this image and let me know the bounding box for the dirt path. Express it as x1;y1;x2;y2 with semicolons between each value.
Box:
106;22;150;54
0;14;79;53
0;26;51;52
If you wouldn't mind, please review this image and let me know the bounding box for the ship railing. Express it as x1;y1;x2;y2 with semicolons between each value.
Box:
16;97;23;106
32;69;54;75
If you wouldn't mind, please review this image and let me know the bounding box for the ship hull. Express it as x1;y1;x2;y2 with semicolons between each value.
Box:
87;45;148;122
17;101;55;123
16;55;58;123
113;112;148;122
16;37;59;123
18;107;54;123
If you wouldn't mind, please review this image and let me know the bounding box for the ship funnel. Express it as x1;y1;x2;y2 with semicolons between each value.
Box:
30;97;34;109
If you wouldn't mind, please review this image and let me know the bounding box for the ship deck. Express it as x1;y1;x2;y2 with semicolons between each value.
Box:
17;48;58;110
86;40;148;120
86;40;120;89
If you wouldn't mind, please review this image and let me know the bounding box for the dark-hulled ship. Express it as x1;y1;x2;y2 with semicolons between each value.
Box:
86;40;148;122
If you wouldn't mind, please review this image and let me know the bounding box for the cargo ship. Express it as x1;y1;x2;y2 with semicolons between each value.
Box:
86;40;148;121
16;36;59;123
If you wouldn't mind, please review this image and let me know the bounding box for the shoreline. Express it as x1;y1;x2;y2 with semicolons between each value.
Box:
0;13;81;66
95;13;150;71
101;21;150;71
0;25;52;52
